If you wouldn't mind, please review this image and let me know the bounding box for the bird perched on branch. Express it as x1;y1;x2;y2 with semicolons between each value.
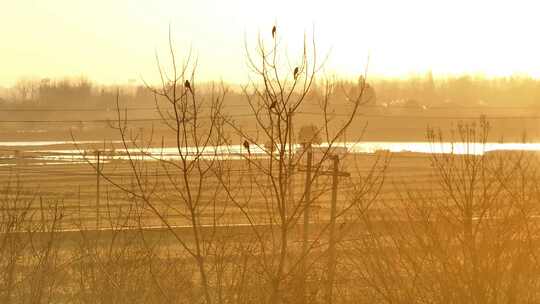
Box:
269;100;277;112
184;80;193;94
272;25;276;39
293;67;299;80
243;140;251;156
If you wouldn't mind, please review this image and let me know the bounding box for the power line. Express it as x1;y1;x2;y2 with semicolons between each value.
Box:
1;112;540;124
298;111;540;120
0;107;154;112
0;104;251;112
347;104;540;110
0;113;257;124
2;102;540;112
0;118;161;123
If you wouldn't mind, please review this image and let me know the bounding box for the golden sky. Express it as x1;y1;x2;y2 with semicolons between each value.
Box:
1;0;540;86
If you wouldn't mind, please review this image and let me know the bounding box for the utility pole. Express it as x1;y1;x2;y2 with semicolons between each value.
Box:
287;108;294;217
300;143;313;303
299;152;350;304
325;155;349;304
96;150;101;230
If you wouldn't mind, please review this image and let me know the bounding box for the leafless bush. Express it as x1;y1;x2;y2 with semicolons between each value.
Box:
72;200;196;304
0;174;65;303
347;119;540;303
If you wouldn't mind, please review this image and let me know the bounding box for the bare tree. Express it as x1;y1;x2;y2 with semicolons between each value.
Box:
78;26;389;304
213;26;387;303
86;29;234;303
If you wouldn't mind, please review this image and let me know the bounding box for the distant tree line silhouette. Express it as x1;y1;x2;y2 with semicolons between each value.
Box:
3;73;540;109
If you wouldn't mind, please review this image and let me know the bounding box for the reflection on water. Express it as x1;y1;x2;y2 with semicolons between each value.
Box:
2;141;540;166
342;141;540;155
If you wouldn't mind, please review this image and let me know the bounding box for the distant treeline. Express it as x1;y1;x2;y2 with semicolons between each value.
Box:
2;73;540;109
331;73;540;108
1;77;151;108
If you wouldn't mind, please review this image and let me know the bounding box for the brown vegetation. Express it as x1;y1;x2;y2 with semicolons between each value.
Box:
2;28;540;304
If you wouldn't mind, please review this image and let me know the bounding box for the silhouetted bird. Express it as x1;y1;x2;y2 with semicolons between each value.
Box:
243;140;250;155
272;25;276;39
269;100;277;111
293;67;299;80
184;80;193;94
